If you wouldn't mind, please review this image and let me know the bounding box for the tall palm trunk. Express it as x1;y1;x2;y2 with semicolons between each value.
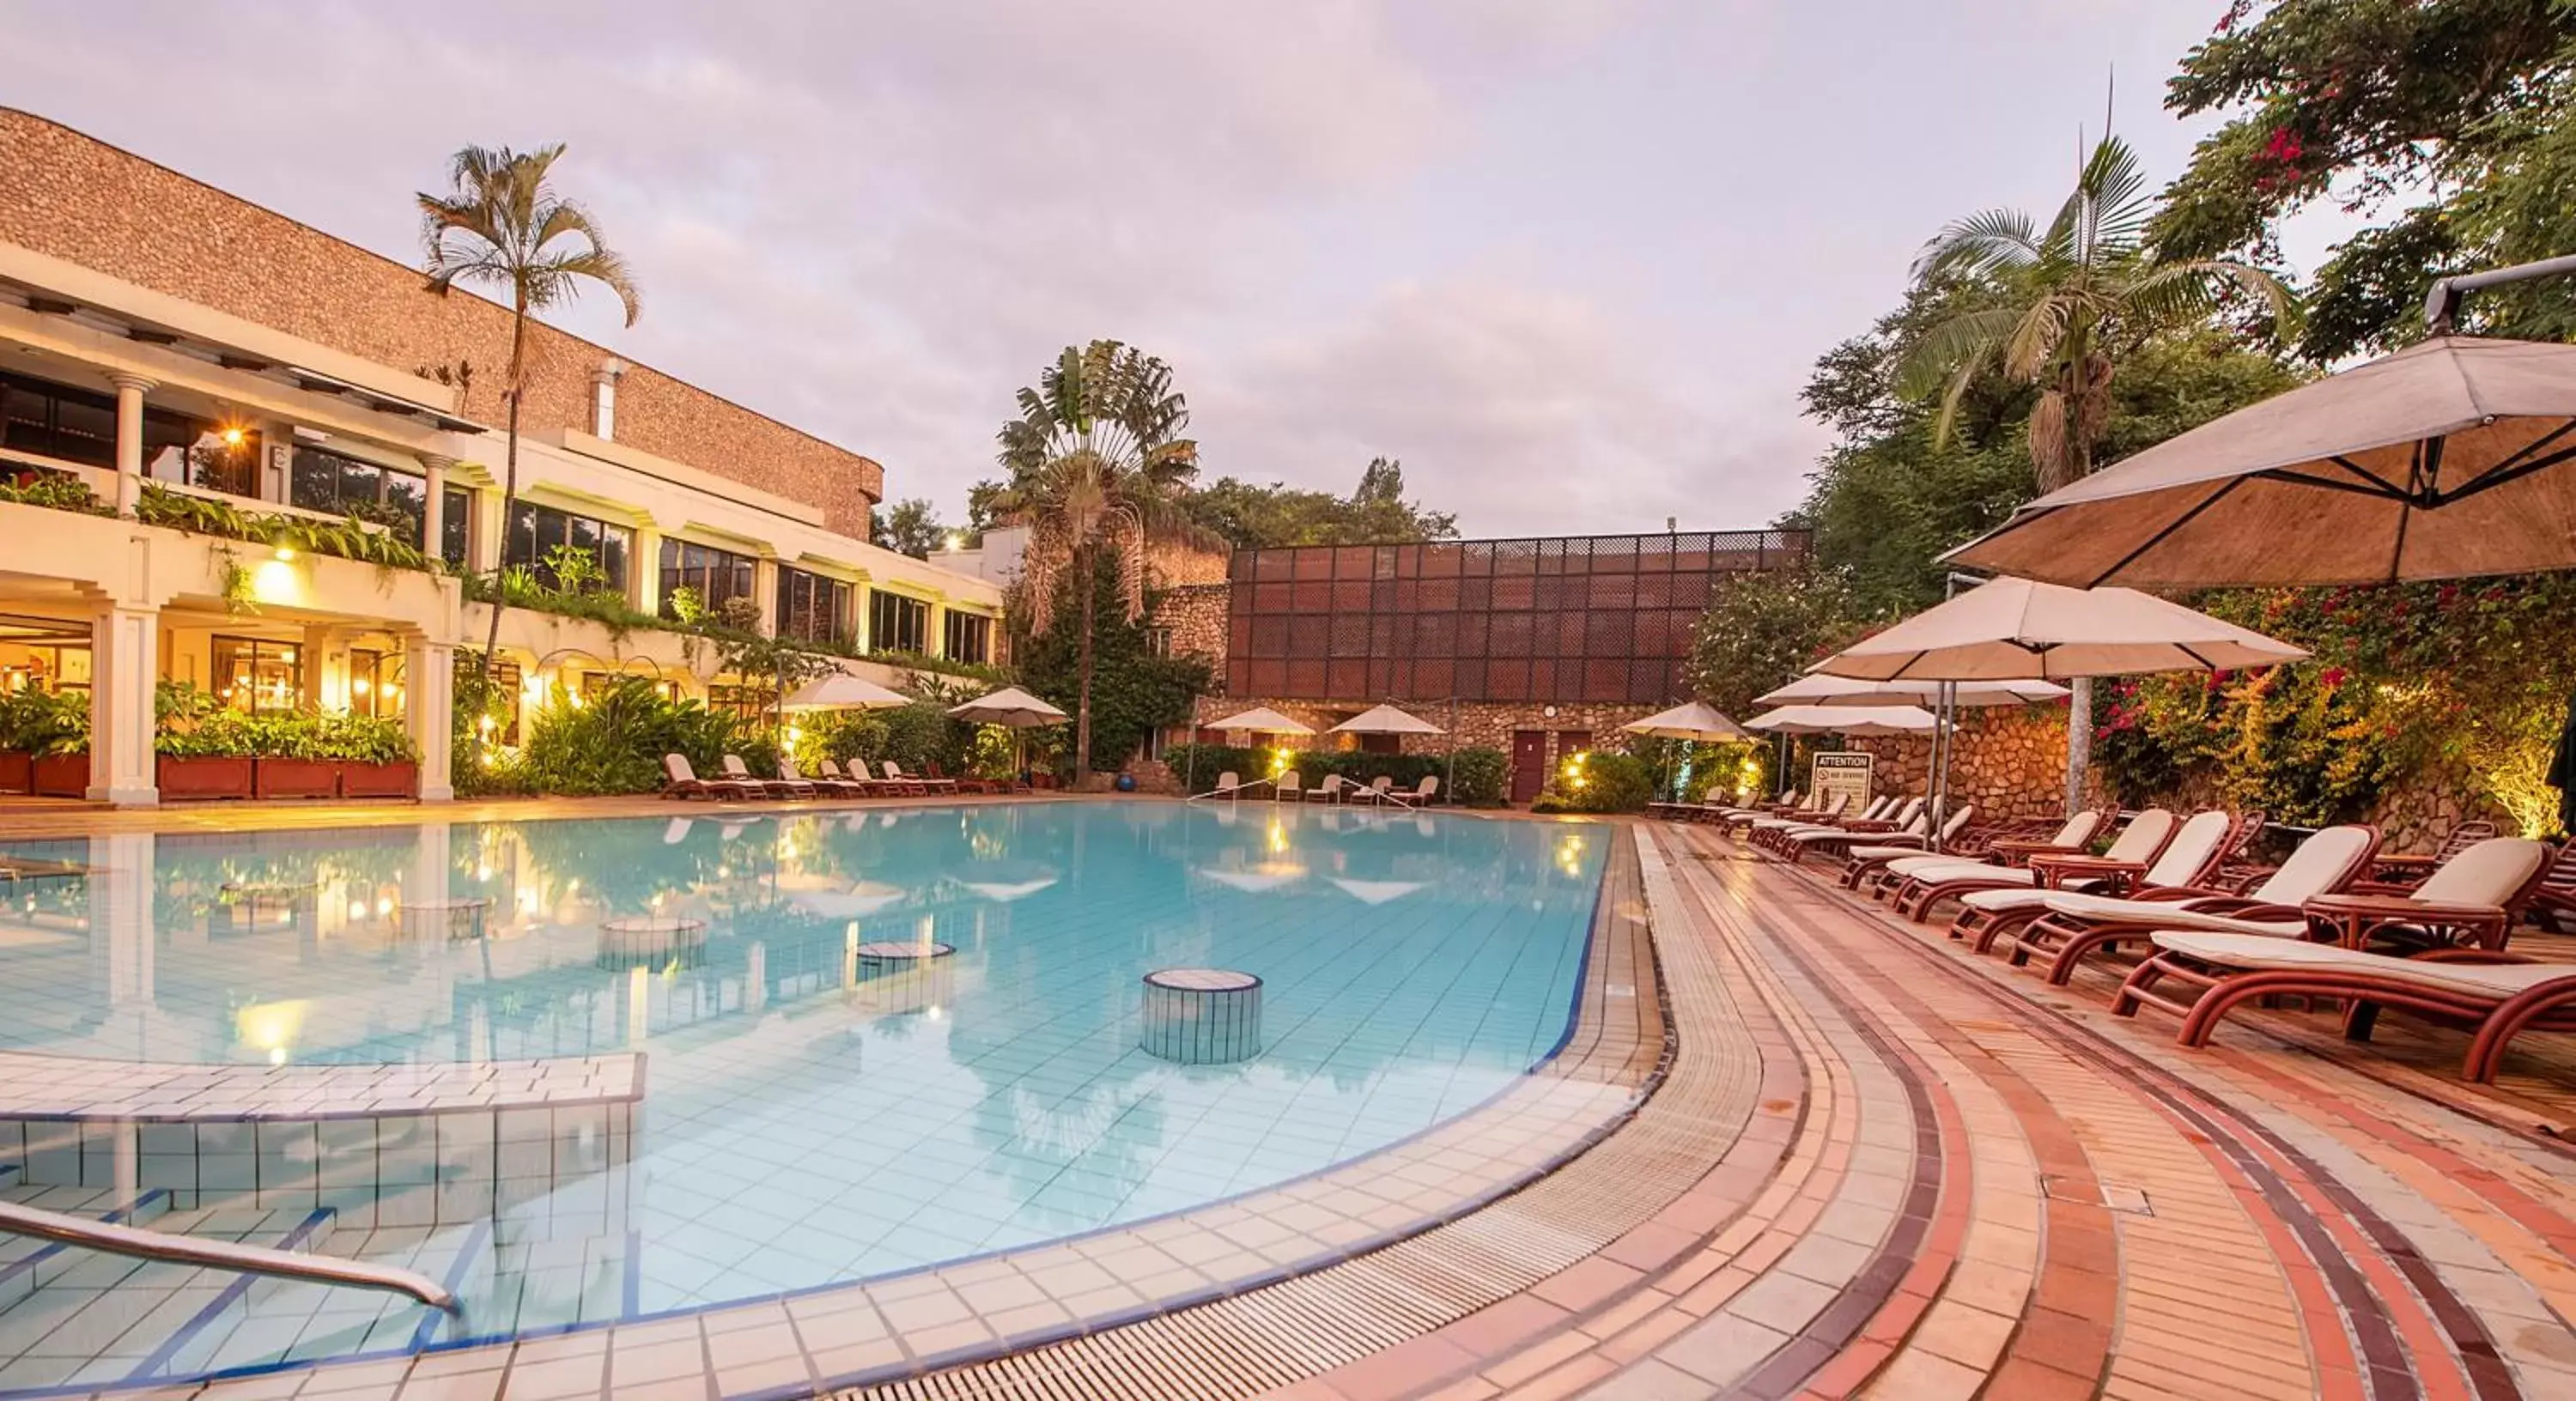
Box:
1075;546;1097;780
476;304;528;703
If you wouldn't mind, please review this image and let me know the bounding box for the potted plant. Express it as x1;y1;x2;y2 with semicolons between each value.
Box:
154;682;257;800
6;689;94;798
331;712;420;799
250;713;337;799
0;689;33;793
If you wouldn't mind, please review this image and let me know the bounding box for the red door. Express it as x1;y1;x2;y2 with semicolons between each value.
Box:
1510;730;1548;804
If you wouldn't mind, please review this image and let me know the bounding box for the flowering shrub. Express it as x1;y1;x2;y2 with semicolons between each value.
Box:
2092;575;2576;834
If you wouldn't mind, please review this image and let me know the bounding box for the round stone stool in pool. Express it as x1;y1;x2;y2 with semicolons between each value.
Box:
597;916;708;969
850;941;955;1016
1139;968;1263;1064
398;897;492;942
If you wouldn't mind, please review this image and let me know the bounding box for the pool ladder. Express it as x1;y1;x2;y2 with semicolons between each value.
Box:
0;1198;458;1309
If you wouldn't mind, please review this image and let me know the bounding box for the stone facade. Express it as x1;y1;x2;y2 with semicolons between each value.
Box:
1157;584;1230;666
0;108;883;537
1850;705;2073;823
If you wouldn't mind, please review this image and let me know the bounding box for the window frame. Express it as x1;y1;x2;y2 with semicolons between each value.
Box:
869;589;930;655
775;566;854;646
507;500;634;593
658;538;757;621
942;610;991;665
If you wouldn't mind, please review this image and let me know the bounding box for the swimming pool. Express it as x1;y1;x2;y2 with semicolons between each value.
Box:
0;801;1607;1388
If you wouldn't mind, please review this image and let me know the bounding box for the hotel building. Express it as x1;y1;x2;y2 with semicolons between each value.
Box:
0;109;1003;805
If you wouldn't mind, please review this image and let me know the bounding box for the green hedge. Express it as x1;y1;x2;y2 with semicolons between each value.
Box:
1164;743;1473;799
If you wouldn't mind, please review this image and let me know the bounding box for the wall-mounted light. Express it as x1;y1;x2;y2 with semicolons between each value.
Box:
273;548;295;562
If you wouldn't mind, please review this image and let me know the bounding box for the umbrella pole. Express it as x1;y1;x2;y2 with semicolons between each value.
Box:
1445;696;1457;805
1931;680;1957;852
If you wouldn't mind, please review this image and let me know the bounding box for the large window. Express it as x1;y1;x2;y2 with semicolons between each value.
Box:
507;502;633;593
212;636;304;715
489;660;523;745
348;648;406;719
290;446;428;546
440;484;472;568
943;610;991;665
659;539;755;620
869;590;929;654
0;371;256;495
776;567;854;646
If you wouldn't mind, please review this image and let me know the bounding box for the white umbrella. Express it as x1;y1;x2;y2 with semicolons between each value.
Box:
1620;701;1754;742
1745;705;1937;736
1328;704;1443;736
1755;674;2068;708
1330;878;1425;906
782;672;910;711
946;687;1068;727
960;877;1056;903
1809;577;2307;682
1204;707;1315;735
1944;336;2576;587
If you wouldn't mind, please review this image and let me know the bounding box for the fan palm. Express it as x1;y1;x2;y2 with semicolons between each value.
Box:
1899;134;2291;491
987;341;1209;779
419;144;641;705
1898;133;2290;816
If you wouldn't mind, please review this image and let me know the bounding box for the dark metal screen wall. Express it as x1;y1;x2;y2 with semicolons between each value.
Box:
1225;529;1810;704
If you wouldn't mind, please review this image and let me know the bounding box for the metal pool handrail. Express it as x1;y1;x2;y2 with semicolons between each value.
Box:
0;1198;458;1309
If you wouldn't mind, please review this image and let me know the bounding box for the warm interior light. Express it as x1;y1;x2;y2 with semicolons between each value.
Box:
221;427;246;446
274;549;295;562
352;678;371;695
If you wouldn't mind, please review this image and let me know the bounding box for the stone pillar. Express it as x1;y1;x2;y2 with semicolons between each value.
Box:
301;623;340;710
753;557;779;638
106;373;155;515
87;603;159;806
421;454;453;563
473;486;507;574
927;599;947;658
406;637;456;802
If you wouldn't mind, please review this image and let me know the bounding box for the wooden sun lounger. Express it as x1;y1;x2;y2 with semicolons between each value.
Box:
2116;932;2576;1083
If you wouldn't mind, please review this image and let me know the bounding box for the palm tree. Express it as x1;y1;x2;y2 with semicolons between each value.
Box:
1897;133;2291;813
987;341;1208;779
419;144;641;705
1899;134;2290;490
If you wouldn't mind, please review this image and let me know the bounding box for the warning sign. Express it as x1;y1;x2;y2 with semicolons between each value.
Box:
1809;751;1874;813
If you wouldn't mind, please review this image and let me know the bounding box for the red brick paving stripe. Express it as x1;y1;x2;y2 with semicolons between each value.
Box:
1770;855;2520;1401
1741;861;2118;1396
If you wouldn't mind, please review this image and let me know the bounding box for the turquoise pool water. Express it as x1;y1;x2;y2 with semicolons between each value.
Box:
0;800;1605;1380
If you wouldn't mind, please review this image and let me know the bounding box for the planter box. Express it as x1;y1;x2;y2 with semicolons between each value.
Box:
0;750;27;794
31;753;88;798
253;756;338;800
338;760;418;800
158;755;256;800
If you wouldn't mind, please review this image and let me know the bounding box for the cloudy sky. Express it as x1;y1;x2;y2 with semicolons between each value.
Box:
5;2;2327;537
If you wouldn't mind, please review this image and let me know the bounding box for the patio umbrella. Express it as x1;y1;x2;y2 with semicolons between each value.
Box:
1753;675;2069;708
1620;701;1754;741
781;672;910;711
945;687;1068;727
1203;707;1315;735
1809;577;2308;682
1744;705;1936;735
949;686;1070;784
1944;336;2576;588
1327;704;1443;736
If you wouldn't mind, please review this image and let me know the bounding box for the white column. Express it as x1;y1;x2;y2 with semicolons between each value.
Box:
753;558;779;638
421;454;453;564
87;603;159;805
632;525;663;616
927;599;948;658
106;373;155;515
406;637;455;802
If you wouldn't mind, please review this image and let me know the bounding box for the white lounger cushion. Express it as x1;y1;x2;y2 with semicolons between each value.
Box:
1895;859;2037;885
2149;932;2576;998
1959;888;2059;913
2033;889;2300;937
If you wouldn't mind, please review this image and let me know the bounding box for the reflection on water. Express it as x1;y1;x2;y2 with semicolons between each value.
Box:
0;802;1603;1326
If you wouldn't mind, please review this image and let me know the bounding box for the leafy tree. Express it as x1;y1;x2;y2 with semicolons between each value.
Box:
871;498;951;558
1014;555;1212;774
1183;457;1461;548
2157;0;2576;356
1898;135;2290;492
1682;571;1868;720
982;340;1212;778
419;144;640;708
